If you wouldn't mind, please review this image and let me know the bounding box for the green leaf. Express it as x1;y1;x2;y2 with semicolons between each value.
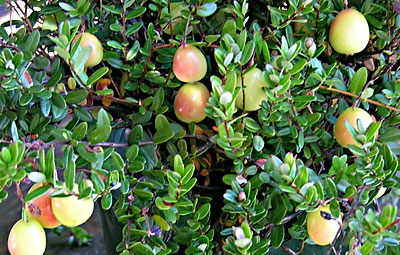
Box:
41;99;51;117
153;115;174;144
91;172;105;192
294;166;308;189
198;3;217;17
126;7;146;20
271;225;284;248
181;178;197;196
97;108;111;128
127;41;140;61
48;73;63;88
39;149;46;174
110;24;123;32
74;107;93;121
279;184;297;194
95;89;113;96
59;2;76;11
126;145;139;162
293;95;316;104
55;46;70;60
107;40;123;50
181;165;195;184
25;185;51;203
290;59;307;75
19;92;33;106
253;135;264;152
129;229;148;237
155;197;171;210
64;160;76;192
45;148;56;180
76;143;97;163
378;205;397;228
360;240;375;255
74;45;92;73
153;215;170;231
174;155;185;177
128;243;154;255
263;41;270;63
35;57;50;69
10;121;19;142
101;193;112;210
366;122;381;142
139;133;158;170
24;30;40;57
111;152;125;170
126;22;143;35
150;88;164;112
87;67;109;87
87;126;112;144
27;172;46;183
194;203;211;221
324;178;338;198
380;127;400;143
52;92;67;109
270;191;287;224
12;170;27;182
222;19;236;38
240;40;255;66
65;89;89;104
345;120;359;143
133;188;154;199
349;67;367;95
205;35;221;44
225;71;237;94
376;30;390;42
72;122;88;141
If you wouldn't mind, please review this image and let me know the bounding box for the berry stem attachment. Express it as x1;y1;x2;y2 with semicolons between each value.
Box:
16;182;27;222
182;8;192;48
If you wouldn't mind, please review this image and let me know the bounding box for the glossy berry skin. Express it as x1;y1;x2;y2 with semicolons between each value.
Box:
307;205;342;246
173;45;207;83
51;184;94;227
72;33;103;68
174;83;210;123
26;183;61;229
333;107;373;148
329;9;369;55
235;68;269;111
8;219;46;255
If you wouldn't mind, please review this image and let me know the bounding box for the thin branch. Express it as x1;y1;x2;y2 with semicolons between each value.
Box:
182;8;192;48
138;46;154;85
1;134;212;151
281;210;304;224
8;0;13;37
282;244;297;255
319;85;400;113
92;95;138;106
121;0;127;63
0;40;20;52
12;0;33;31
98;62;122;98
153;43;219;51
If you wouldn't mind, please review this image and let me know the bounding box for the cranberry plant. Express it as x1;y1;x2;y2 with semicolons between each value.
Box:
0;0;400;255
